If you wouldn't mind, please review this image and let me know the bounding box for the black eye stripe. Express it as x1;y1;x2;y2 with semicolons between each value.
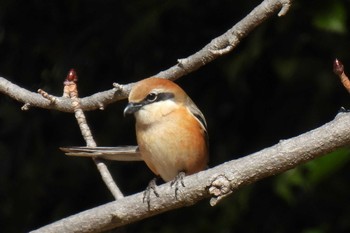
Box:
156;92;174;101
141;92;174;105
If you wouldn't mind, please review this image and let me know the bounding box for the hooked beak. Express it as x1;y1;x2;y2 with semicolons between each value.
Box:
124;103;142;116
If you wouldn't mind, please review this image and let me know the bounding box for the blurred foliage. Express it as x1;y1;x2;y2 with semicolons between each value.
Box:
312;1;347;34
1;0;350;232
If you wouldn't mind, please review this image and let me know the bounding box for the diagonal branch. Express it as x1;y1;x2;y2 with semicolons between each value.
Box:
0;0;292;112
31;112;350;233
156;0;291;79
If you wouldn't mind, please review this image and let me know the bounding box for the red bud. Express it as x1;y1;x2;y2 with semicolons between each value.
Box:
66;69;78;82
333;58;344;76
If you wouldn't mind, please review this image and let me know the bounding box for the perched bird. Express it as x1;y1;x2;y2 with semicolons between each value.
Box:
124;77;209;182
61;77;209;184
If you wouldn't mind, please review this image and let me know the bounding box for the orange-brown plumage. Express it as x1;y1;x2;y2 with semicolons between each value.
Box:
125;77;208;182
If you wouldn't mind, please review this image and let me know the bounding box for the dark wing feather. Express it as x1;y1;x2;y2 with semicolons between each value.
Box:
60;146;143;161
185;97;209;147
185;97;208;132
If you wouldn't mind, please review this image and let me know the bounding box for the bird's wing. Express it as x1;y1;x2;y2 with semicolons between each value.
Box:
185;96;209;149
60;146;143;161
185;97;208;132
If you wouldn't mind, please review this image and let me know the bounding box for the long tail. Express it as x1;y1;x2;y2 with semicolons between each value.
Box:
60;146;143;161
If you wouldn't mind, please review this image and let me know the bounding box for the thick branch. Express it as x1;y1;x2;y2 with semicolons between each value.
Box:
31;112;350;233
0;0;291;112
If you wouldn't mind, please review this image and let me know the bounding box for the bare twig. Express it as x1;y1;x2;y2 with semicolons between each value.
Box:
21;103;31;111
31;112;350;233
64;69;124;200
38;89;57;103
0;76;131;112
0;0;292;112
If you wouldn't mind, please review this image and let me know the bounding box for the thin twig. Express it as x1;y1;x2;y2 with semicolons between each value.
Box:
38;89;57;103
64;69;124;200
21;103;31;111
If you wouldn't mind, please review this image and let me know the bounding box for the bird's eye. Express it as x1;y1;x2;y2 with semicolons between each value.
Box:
146;92;158;102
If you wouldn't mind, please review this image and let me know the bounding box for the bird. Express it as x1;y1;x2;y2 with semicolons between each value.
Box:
124;77;209;182
61;77;209;197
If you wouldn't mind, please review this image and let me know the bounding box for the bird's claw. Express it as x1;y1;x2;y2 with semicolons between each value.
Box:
143;178;159;209
170;171;186;199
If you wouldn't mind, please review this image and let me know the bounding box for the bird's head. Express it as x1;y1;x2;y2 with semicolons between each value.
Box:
123;77;188;125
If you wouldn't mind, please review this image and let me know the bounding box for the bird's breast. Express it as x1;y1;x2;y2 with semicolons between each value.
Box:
135;107;208;182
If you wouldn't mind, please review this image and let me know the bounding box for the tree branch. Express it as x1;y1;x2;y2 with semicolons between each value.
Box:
0;76;132;112
156;0;291;79
31;112;350;233
0;0;291;113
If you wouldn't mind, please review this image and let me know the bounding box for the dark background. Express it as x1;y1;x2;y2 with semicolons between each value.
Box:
1;0;350;232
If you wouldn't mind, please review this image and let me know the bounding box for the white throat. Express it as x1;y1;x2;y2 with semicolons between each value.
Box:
135;100;178;125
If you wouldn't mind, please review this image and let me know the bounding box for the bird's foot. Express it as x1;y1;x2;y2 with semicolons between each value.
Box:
143;178;159;209
170;171;186;199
